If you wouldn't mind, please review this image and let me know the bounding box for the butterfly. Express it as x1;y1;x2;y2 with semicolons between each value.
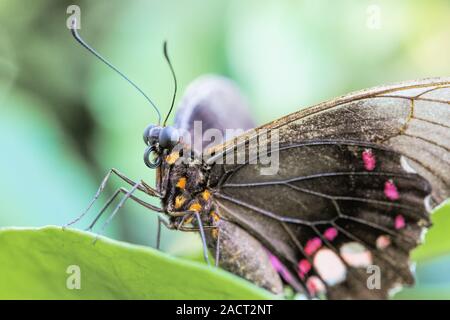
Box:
158;75;449;299
67;23;450;299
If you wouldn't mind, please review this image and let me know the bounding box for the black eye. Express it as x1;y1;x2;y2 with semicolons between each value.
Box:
159;126;180;149
143;124;161;145
143;124;155;144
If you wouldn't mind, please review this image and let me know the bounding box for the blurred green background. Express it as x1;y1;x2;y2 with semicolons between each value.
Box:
0;0;449;298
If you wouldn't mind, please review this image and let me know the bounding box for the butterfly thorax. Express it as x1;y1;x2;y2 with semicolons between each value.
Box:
158;149;219;233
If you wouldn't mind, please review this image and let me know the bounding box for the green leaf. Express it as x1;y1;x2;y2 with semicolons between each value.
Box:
0;226;274;299
395;256;450;300
412;200;450;261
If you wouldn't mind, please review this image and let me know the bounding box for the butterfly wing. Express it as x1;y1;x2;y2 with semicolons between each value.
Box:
205;77;449;298
209;141;431;298
208;77;450;203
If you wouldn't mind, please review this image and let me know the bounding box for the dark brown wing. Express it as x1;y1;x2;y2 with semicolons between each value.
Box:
205;77;449;298
209;141;431;299
208;77;450;203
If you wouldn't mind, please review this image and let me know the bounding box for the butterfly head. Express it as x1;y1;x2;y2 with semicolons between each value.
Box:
143;124;180;168
142;39;179;169
69;23;180;169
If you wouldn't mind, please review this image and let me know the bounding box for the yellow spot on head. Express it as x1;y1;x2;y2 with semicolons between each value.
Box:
188;202;202;212
176;177;187;189
175;195;186;209
184;215;194;225
166;152;180;165
201;190;211;201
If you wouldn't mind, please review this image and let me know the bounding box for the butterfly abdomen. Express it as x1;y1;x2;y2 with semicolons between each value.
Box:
205;219;285;294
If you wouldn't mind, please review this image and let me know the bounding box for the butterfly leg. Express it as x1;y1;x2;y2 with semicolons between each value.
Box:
153;214;211;252
156;217;162;250
89;184;187;249
215;229;220;268
194;211;210;265
149;214;178;250
93;182;145;242
64;168;161;228
86;185;163;232
165;210;215;266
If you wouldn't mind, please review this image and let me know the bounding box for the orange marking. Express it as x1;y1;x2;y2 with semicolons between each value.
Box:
166;152;180;165
210;211;220;223
201;190;211;201
175;195;186;209
184;215;194;225
188;202;202;212
176;177;187;189
211;228;218;239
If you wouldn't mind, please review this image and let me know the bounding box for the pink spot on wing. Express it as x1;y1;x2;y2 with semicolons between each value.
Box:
268;253;293;282
306;276;326;296
298;259;311;279
324;227;338;241
395;215;406;230
305;237;322;256
384;180;400;200
362;149;376;171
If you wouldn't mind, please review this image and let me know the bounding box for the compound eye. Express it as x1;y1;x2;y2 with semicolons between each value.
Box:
143;124;161;145
159;126;180;149
143;124;155;145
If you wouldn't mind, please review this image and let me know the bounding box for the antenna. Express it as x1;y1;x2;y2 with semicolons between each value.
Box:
69;19;161;125
162;41;177;126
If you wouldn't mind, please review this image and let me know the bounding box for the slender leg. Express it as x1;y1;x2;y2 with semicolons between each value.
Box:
140;180;163;198
174;213;217;231
96;183;140;239
177;225;216;231
85;187;163;232
110;168;161;196
86;188;122;231
166;210;193;218
158;216;177;230
149;212;179;249
156;217;162;250
194;211;210;266
64;169;117;227
64;168;160;228
176;213;193;230
215;229;220;267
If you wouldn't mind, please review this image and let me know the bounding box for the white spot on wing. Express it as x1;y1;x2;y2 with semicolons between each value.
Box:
424;195;434;213
420;227;429;243
400;156;416;173
313;249;347;286
340;242;373;267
